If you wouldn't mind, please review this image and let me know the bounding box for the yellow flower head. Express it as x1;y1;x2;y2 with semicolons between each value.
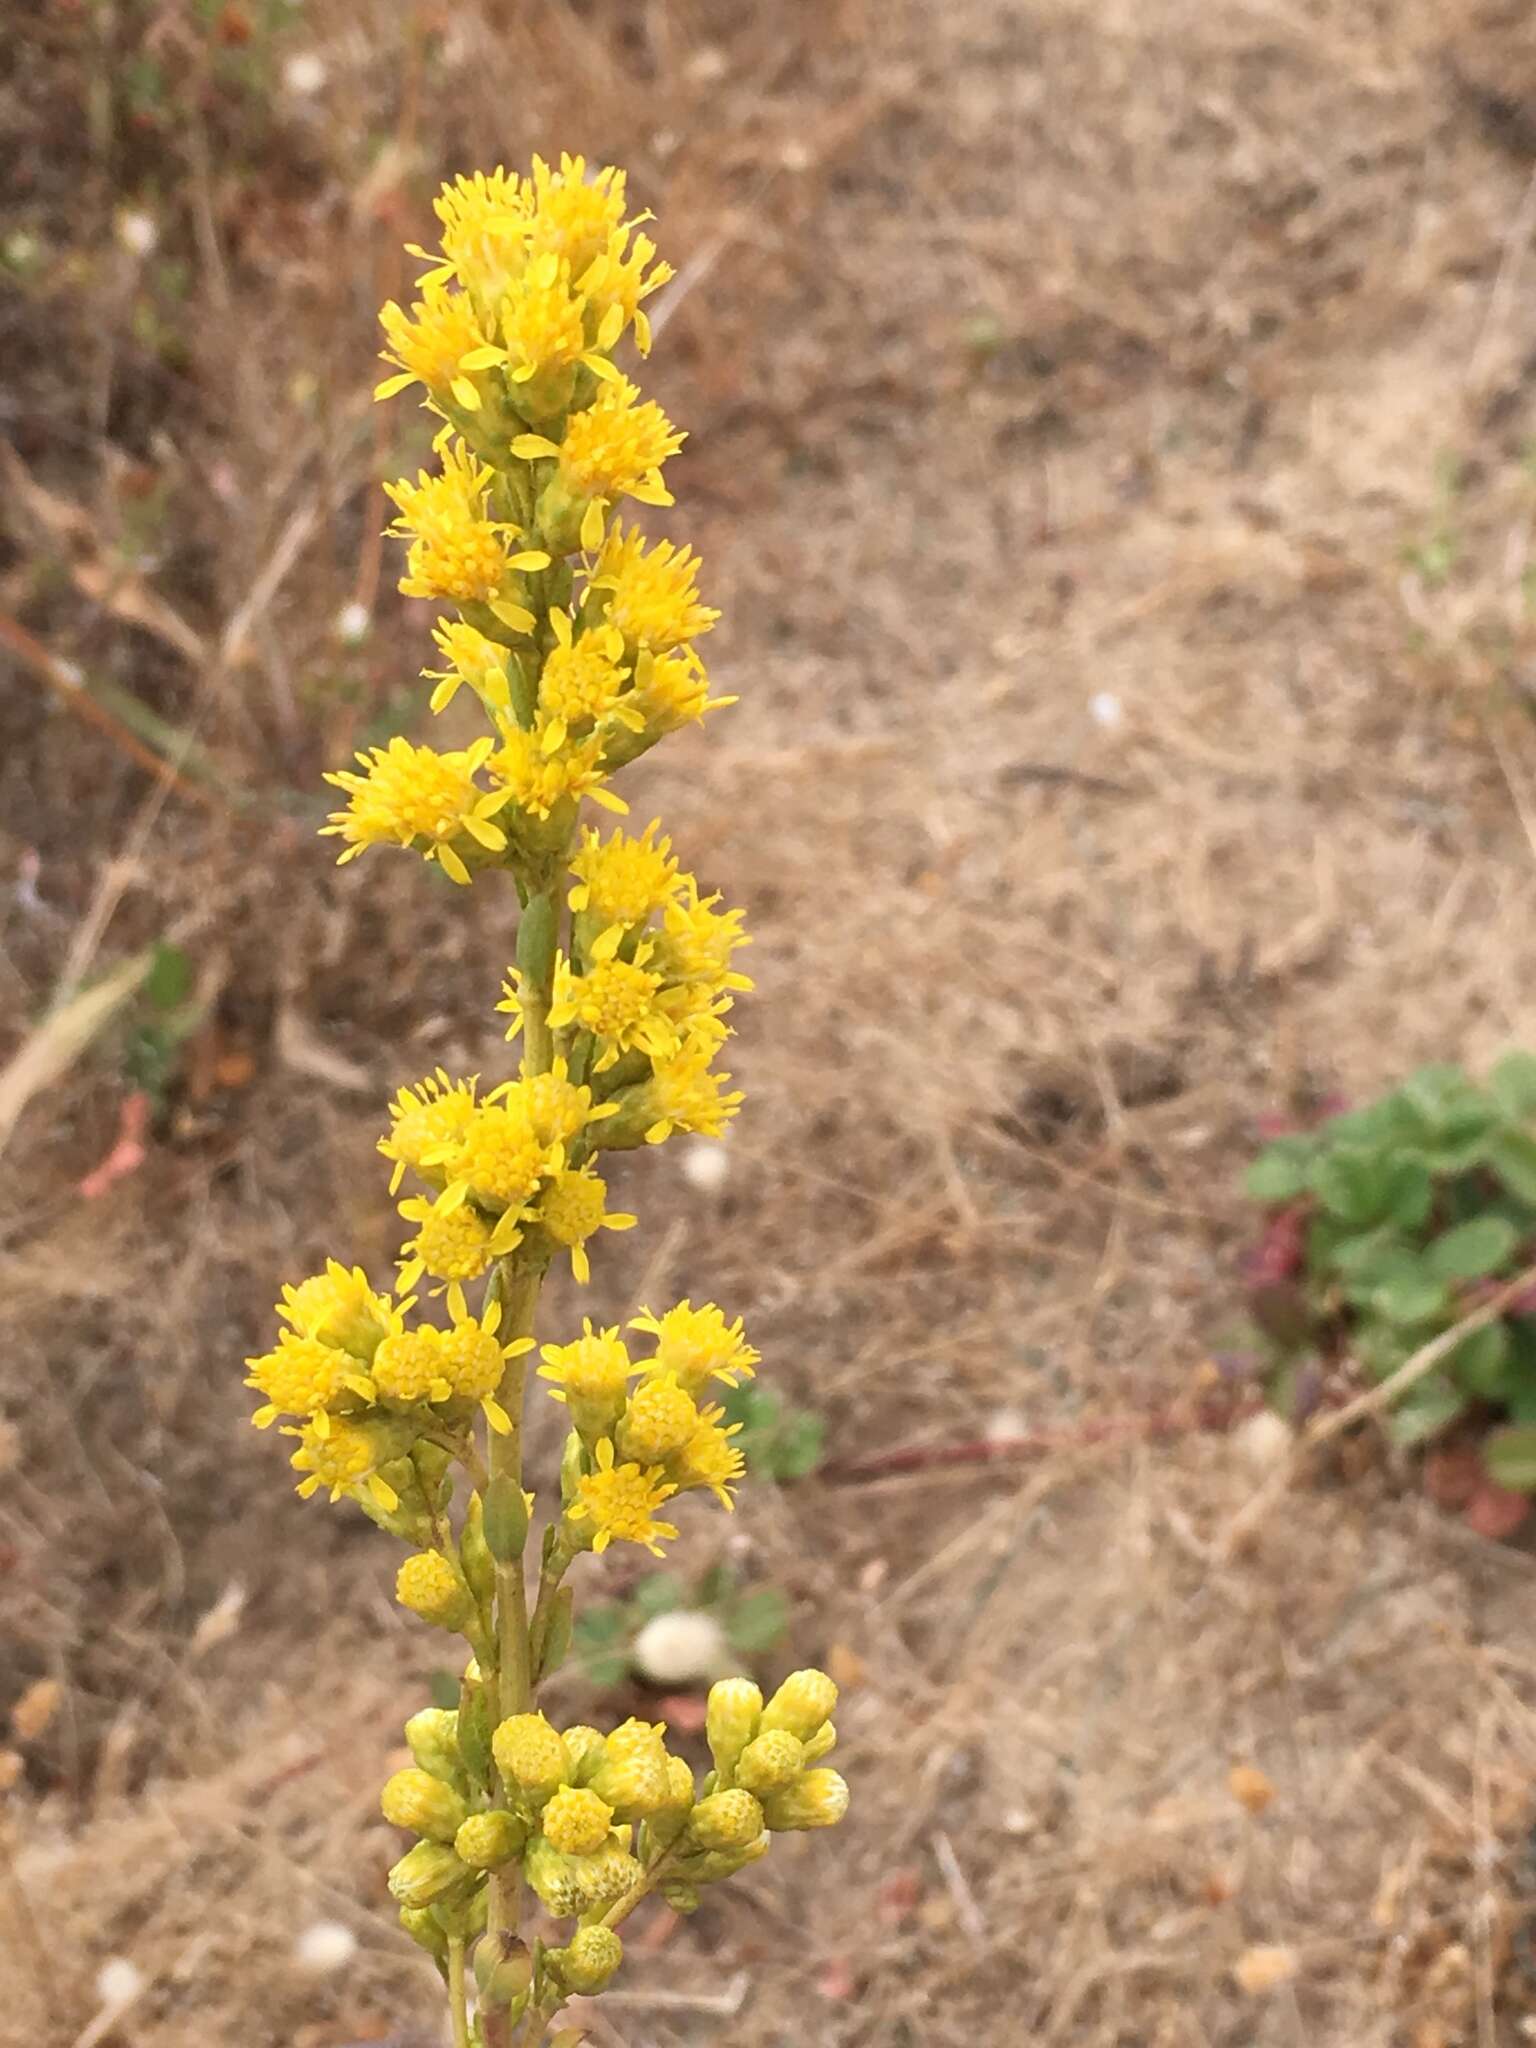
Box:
379;1070;480;1195
668;1407;746;1508
493;1710;568;1803
540;1783;614;1857
286;1417;400;1510
588;526;718;652
628;645;736;733
322;734;509;884
369;1327;453;1406
653;883;754;993
539;1321;636;1438
568;821;680;929
277;1260;399;1360
586;1717;673;1818
397;1190;518;1294
632;1299;759;1395
534;1166;636;1283
394;1555;476;1634
488;723;626;823
547;929;679;1071
536;611;633;753
246;1331;370;1429
615;1371;699;1465
425;620;518;717
384;442;549;605
439;1296;531;1435
569;1439;678;1555
428;166;531;306
634;1038;744;1144
515;378;684;517
376;280;490;406
439;1100;553;1213
579;227;673;356
524;154;629;278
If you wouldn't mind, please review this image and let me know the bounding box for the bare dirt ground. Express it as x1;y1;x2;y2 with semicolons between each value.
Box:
10;1;1536;2043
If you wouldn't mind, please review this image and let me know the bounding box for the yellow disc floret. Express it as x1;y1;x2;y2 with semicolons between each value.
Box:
568;821;680;929
322;736;508;884
246;1332;359;1428
395;1552;475;1631
569;1439;678;1556
380;1070;480;1195
589;526;718;652
540;1783;615;1856
383;441;548;604
616;1372;699;1465
631;1299;759;1395
535;1168;635;1283
370;1328;453;1406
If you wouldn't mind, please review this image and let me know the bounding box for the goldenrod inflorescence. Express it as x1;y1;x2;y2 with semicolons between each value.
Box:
244;153;847;2044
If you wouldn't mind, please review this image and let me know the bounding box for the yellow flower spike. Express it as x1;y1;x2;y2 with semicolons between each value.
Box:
568;1440;678;1556
535;1166;636;1282
541;1784;615;1856
538;1322;636;1441
322;735;510;883
588;526;719;653
630;1300;759;1396
567;820;680;929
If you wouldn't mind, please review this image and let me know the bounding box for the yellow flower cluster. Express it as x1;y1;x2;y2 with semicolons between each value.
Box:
247;157;846;2039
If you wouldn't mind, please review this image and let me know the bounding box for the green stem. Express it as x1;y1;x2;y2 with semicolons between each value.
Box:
527;1536;574;1681
447;1938;471;2048
598;1847;677;1931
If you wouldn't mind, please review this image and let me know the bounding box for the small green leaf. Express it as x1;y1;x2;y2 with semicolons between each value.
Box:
1426;1215;1519;1282
1310;1148;1389;1226
1385;1371;1465;1446
428;1669;460;1711
1381;1158;1433;1230
1244;1142;1312;1203
1328;1228;1403;1278
768;1412;826;1479
725;1586;790;1654
1483;1424;1536;1493
1448;1319;1514;1398
573;1604;627;1647
629;1572;685;1621
1490;1050;1536;1121
145;941;192;1011
1488;1129;1536;1206
1371;1269;1450;1325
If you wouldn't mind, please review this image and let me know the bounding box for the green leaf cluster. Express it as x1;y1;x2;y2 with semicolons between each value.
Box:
1244;1056;1536;1477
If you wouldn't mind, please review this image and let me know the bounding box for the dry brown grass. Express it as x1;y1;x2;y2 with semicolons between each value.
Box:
10;0;1536;2042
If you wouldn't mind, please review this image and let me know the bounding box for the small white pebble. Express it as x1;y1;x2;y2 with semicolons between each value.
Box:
780;139;812;173
294;1920;360;1973
679;1138;730;1194
685;46;728;83
983;1406;1028;1443
95;1959;145;2010
632;1609;732;1687
283;51;327;97
1088;690;1123;730
116;211;158;258
335;600;372;646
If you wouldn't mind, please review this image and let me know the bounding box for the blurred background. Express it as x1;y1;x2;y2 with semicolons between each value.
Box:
8;2;1536;2042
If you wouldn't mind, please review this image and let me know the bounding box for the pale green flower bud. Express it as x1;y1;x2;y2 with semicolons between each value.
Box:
688;1788;765;1852
404;1707;465;1786
560;1724;607;1785
398;1905;447;1958
661;1879;701;1913
396;1550;476;1632
388;1839;469;1908
454;1809;525;1870
643;1753;698;1850
735;1729;804;1795
801;1721;838;1764
686;1833;771;1883
586;1717;670;1819
704;1678;762;1783
458;1493;495;1606
760;1668;837;1743
762;1766;849;1832
381;1767;468;1842
576;1839;644;1911
552;1925;623;1994
473;1934;534;2006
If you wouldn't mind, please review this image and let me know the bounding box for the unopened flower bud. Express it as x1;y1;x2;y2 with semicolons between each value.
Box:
686;1833;771;1882
454;1809;525;1870
482;1475;530;1561
576;1840;643;1910
735;1729;804;1795
524;1835;592;1918
457;1672;494;1793
551;1924;623;1994
472;1934;534;2006
541;1784;614;1856
388;1839;468;1908
643;1752;698;1850
396;1551;475;1632
760;1668;837;1743
762;1766;849;1832
561;1724;606;1785
705;1678;762;1783
688;1788;764;1851
801;1721;837;1764
492;1712;568;1805
661;1879;701;1913
398;1905;447;1958
404;1707;465;1787
587;1717;670;1819
458;1495;495;1606
381;1767;468;1842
